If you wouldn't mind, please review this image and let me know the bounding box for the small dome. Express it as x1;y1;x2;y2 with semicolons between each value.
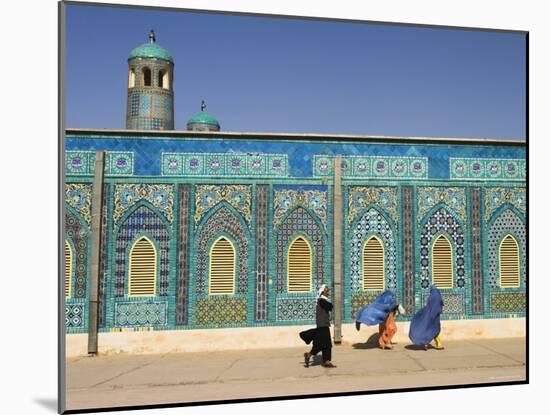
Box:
129;42;173;63
187;112;221;132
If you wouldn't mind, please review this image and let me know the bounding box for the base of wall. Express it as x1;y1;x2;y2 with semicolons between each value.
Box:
66;318;526;357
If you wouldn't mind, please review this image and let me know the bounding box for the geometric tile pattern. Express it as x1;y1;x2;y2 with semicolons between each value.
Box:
349;207;397;291
487;209;526;289
66;304;85;329
255;185;268;322
470;187;484;314
194;297;248;326
275;207;325;293
417;187;467;224
401;186;415;315
66;183;93;224
273;189;327;230
113;183;174;224
449;158;526;181
114;205;170;297
490;292;526;313
422;293;465;314
347;186;399;227
65;151;135;176
176;185;191;325
276;297;316;322
65;211;88;299
161;152;288;177
98;184;110;327
350;293;382;320
485;187;526;222
195;206;249;295
419;207;466;289
313;155;428;179
114;301;168;326
194;185;252;226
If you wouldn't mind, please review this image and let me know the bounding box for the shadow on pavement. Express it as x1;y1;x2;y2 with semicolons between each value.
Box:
352;333;381;349
404;344;435;351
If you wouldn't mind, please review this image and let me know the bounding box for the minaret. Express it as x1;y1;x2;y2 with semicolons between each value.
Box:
126;30;174;130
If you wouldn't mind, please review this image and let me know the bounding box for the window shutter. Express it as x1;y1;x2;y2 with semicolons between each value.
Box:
129;237;157;297
287;237;312;293
65;240;72;299
500;235;520;288
431;235;453;289
209;237;236;295
362;236;385;291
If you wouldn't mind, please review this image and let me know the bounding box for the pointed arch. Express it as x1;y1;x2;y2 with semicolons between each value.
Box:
115;200;172;237
209;236;236;295
499;235;520;288
128;236;157;297
128;68;135;88
142;66;151;86
65;240;73;299
362;235;385;291
432;234;454;289
287;236;312;293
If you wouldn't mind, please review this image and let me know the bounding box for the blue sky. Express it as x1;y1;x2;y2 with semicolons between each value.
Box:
65;4;526;139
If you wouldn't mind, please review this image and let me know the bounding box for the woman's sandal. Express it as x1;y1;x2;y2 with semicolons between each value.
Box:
322;362;337;368
304;352;310;368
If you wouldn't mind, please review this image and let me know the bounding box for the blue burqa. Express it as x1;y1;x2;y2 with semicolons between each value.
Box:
408;286;444;345
355;290;397;329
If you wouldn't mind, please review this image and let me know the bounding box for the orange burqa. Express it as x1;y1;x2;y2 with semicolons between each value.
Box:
378;312;397;348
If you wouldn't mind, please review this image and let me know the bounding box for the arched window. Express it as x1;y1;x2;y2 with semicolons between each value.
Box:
500;235;520;288
128;68;135;88
65;240;72;299
158;69;169;89
209;237;236;295
287;236;312;293
128;236;157;297
362;236;384;291
431;235;453;289
142;67;151;87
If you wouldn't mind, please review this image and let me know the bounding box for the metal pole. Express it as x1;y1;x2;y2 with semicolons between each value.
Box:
333;156;343;343
88;151;105;355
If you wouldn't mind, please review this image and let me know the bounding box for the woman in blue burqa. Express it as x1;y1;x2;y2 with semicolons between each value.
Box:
299;284;337;368
408;285;445;350
355;289;404;349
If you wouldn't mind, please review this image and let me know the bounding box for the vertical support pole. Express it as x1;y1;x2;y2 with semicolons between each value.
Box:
88;151;105;355
333;156;343;343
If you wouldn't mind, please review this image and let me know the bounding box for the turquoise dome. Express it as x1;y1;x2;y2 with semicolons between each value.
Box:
187;112;220;129
129;42;173;63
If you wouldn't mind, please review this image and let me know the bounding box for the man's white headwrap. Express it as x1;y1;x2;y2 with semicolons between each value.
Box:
317;284;329;301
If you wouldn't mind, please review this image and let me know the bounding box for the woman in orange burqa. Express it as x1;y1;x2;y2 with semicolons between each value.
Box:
378;303;405;349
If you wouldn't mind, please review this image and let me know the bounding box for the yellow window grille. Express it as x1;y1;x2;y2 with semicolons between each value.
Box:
65;240;72;299
362;236;385;291
287;236;312;293
209;237;236;295
431;235;453;289
499;235;520;288
128;236;157;297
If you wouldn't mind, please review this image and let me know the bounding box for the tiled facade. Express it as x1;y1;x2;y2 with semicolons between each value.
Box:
64;131;526;334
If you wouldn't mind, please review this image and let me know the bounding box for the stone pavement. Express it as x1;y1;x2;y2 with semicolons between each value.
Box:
65;337;526;411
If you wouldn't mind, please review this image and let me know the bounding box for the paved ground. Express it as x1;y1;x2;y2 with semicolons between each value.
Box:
65;337;526;411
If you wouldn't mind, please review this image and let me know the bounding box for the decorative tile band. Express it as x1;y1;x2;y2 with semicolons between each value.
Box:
417;187;467;224
114;301;168;327
347;186;398;226
402;186;415;316
313;155;428;179
113;183;174;224
422;293;465;315
194;297;248;326
255;185;268;322
176;185;191;326
66;151;134;176
470;187;484;314
66;304;85;329
276;297;316;322
449;158;526;181
66;183;93;224
273;189;328;230
161;152;288;177
485;187;526;222
490;292;526;313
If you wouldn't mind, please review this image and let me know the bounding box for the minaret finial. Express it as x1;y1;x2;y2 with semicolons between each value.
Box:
149;29;156;43
201;100;206;112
